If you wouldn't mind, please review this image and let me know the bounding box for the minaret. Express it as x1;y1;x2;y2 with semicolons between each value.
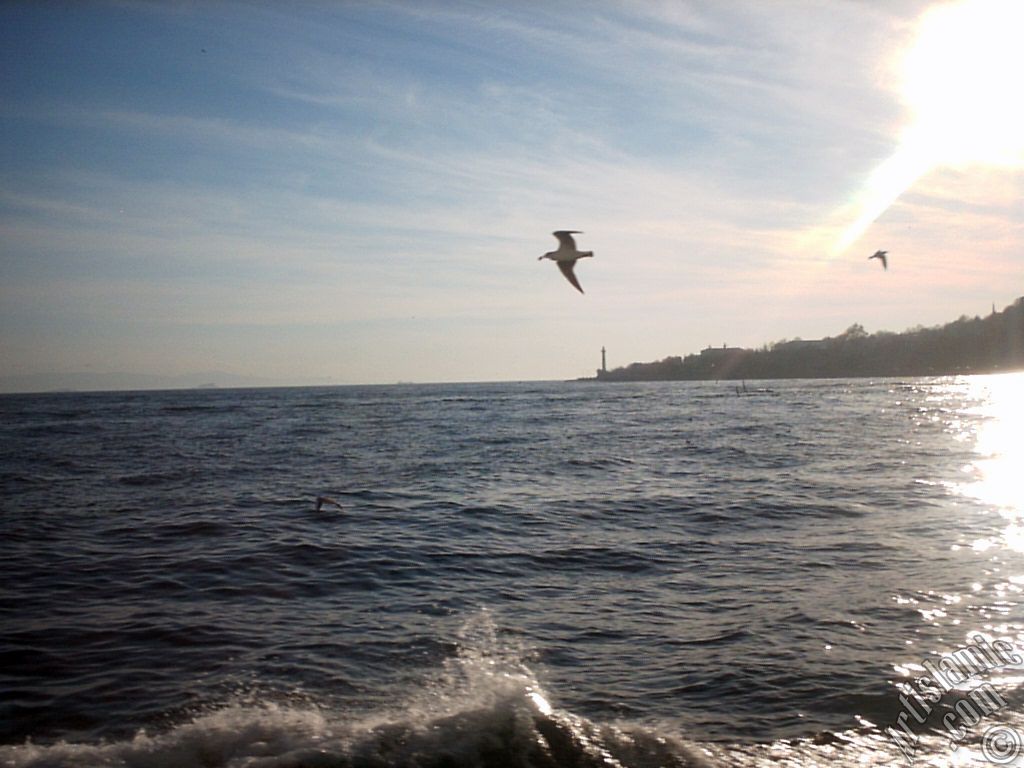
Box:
601;346;607;373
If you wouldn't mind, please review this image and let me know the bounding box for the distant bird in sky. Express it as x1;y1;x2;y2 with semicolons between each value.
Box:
869;250;888;270
539;230;593;294
315;495;343;513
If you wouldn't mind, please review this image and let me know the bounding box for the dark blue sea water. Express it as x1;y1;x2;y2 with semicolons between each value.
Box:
2;376;1024;767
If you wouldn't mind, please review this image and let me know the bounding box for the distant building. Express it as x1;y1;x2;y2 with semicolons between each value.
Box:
596;346;608;378
775;339;827;351
700;345;746;359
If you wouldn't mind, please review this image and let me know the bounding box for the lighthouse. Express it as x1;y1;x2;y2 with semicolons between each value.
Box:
601;346;607;373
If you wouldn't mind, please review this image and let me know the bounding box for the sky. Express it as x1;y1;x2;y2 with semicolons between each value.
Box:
1;0;1022;390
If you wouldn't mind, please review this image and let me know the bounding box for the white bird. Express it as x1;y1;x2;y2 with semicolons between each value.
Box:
538;230;593;294
315;495;343;513
869;250;888;270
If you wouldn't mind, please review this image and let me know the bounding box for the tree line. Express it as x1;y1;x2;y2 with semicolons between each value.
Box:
595;297;1024;381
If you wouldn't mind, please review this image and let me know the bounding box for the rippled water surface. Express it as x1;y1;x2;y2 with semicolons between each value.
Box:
2;376;1024;766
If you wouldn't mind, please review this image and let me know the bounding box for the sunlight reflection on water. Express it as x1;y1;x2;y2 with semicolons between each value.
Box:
958;373;1024;551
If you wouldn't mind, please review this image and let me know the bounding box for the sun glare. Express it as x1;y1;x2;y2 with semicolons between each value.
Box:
902;0;1024;168
829;0;1024;257
957;373;1024;550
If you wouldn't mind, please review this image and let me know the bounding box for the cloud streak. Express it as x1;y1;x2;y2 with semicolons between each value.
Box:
1;0;1021;387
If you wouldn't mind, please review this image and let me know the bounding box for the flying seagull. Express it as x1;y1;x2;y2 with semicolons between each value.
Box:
538;230;593;294
869;250;888;270
315;495;343;513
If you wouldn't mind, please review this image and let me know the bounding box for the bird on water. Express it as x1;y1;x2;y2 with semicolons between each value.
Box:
539;230;593;293
869;250;888;270
315;496;343;513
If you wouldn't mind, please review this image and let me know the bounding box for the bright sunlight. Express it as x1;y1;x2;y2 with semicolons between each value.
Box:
958;373;1024;552
902;0;1024;167
831;0;1024;256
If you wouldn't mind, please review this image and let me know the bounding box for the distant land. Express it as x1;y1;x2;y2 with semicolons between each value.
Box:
0;371;277;394
590;296;1024;382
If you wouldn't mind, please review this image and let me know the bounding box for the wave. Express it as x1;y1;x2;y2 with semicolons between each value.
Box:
0;612;710;768
0;612;984;768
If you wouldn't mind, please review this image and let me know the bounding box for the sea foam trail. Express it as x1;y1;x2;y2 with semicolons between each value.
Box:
0;613;710;768
0;610;999;768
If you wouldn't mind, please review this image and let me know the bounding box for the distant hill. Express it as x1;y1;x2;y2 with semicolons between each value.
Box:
593;297;1024;382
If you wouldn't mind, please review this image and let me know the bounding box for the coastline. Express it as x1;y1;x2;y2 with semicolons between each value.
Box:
586;296;1024;383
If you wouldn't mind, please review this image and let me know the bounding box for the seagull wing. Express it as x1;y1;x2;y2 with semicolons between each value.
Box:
558;260;584;293
553;230;581;249
880;254;887;269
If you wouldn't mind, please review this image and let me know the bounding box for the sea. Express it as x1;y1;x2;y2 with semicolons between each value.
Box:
2;375;1024;767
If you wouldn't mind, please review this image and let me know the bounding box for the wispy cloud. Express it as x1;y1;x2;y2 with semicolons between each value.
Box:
1;0;1020;385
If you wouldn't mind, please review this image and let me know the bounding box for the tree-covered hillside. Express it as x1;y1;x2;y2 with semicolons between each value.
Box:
595;297;1024;382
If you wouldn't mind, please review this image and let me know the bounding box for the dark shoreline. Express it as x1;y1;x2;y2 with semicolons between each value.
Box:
586;296;1024;383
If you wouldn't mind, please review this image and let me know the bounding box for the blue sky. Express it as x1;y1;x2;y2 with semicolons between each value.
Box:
1;1;1022;389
